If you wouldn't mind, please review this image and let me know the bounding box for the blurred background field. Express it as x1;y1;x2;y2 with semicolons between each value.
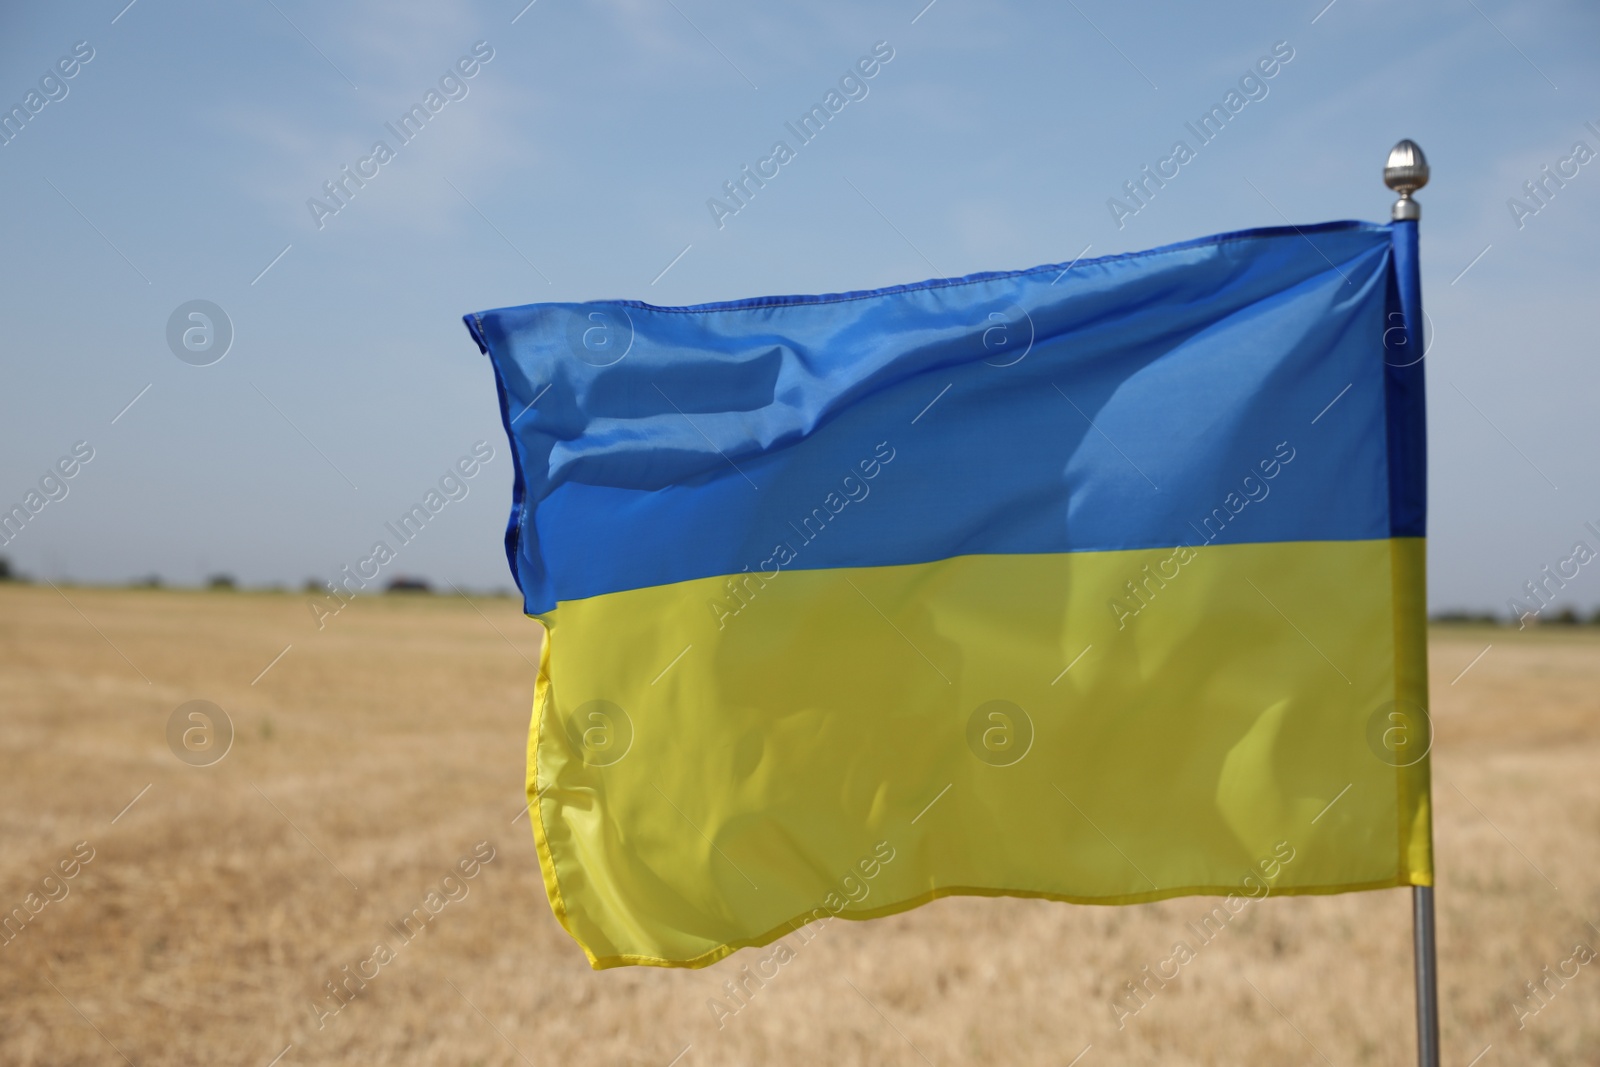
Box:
1;584;1596;1066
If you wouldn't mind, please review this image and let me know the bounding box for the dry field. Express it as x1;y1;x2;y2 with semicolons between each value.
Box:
1;584;1596;1065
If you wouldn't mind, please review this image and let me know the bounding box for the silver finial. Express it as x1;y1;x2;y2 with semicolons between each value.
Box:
1384;140;1429;221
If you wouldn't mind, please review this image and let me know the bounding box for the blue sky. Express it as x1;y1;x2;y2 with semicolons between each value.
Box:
2;0;1596;614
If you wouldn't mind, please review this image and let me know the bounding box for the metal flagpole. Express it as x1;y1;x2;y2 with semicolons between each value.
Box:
1413;886;1441;1066
1383;138;1439;1067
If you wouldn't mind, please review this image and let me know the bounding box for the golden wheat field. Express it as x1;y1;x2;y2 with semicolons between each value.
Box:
1;584;1596;1066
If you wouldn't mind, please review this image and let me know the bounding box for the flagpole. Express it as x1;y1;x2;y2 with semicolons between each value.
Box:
1413;885;1440;1065
1384;138;1438;1067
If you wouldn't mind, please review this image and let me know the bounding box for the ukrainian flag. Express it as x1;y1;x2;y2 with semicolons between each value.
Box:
464;219;1430;969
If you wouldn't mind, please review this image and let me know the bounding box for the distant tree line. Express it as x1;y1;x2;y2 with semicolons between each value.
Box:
1430;608;1600;626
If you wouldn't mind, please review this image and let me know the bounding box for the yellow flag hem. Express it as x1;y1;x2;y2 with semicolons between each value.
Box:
562;876;1430;971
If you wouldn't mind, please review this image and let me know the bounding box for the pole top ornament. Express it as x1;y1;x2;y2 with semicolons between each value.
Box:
1385;140;1428;221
